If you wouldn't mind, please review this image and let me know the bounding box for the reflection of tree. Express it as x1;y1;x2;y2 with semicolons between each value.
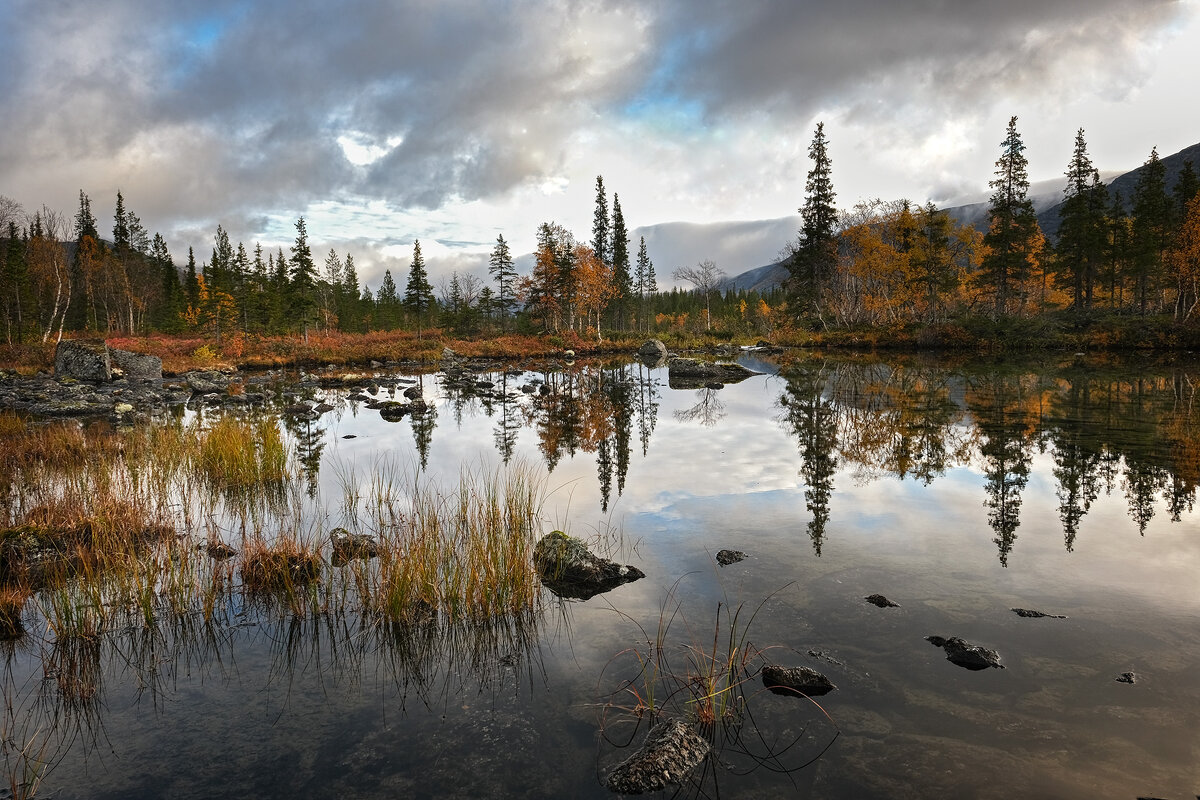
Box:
1052;434;1101;552
778;365;838;556
1123;460;1165;535
971;375;1034;567
635;362;660;457
411;404;438;471
493;388;522;466
674;388;726;428
284;414;326;497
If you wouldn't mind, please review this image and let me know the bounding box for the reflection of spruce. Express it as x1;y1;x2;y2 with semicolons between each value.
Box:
411;403;437;471
778;366;837;556
635;362;659;458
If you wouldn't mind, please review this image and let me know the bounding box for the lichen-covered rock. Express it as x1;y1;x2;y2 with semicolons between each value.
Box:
926;636;1004;670
637;339;669;360
533;531;644;600
605;719;709;795
109;348;162;382
666;358;759;389
54;340;110;382
185;370;230;394
761;664;837;697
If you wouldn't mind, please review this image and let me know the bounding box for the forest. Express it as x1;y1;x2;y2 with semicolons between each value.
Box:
2;118;1199;353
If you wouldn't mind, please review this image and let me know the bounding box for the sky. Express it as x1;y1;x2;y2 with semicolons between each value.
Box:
2;0;1199;291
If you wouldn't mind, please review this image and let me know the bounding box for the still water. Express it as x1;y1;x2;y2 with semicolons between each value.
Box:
11;351;1200;798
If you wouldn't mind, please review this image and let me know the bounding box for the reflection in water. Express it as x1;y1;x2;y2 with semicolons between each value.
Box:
774;357;1200;564
673;387;726;428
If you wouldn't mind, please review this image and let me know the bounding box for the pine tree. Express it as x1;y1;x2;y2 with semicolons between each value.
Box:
1172;160;1199;223
609;193;631;329
403;240;435;336
979;116;1043;316
1056;129;1107;310
377;268;400;329
592;176;610;265
634;235;653;331
1130;147;1169;314
112;190;130;255
488;234;516;327
184;247;200;308
788;122;838;314
341;252;361;332
290;216;318;341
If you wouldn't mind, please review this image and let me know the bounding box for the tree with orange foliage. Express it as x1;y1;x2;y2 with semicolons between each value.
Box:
1168;193;1200;321
572;243;617;337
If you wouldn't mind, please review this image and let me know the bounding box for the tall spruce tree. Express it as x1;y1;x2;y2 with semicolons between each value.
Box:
1130;147;1170;314
592;175;610;265
610;194;631;329
1056;129;1108;309
788;122;838;314
979;116;1042;316
404;240;435;336
634;235;656;331
289;216;318;341
488;234;517;327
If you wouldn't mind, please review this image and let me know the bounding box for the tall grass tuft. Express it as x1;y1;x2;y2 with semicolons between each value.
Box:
197;416;288;490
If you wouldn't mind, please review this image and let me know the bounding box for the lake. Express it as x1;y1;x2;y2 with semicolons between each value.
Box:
6;349;1200;798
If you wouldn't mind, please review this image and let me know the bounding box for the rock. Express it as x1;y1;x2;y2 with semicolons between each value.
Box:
330;527;379;562
667;358;759;389
185;370;230;394
604;719;709;795
761;664;837;697
1116;671;1138;684
109;348;162;382
403;385;423;400
113;402;134;415
864;593;900;608
925;636;1004;670
377;401;412;422
533;531;645;600
563;349;575;357
637;339;668;360
342;434;357;439
54;340;110;382
441;347;459;361
715;549;746;566
1011;607;1067;619
199;541;238;559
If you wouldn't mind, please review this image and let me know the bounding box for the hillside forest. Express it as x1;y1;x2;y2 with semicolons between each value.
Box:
2;118;1200;350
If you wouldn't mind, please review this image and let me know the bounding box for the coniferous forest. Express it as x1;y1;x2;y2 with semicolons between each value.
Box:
3;119;1200;356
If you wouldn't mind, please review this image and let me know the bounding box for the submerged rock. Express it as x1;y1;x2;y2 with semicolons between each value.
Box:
864;593;900;608
926;636;1004;670
1011;607;1067;619
533;531;644;600
1116;671;1139;684
761;664;837;697
715;549;747;566
605;719;709;795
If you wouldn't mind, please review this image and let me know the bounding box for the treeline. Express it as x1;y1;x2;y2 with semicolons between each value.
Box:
0;177;784;347
787;118;1200;328
4;119;1198;348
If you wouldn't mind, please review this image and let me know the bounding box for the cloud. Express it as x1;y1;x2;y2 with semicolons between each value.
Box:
0;0;1191;283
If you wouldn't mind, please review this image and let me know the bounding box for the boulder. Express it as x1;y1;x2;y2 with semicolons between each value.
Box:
925;636;1004;670
667;358;758;389
185;370;230;394
54;340;110;382
864;593;900;608
761;664;837;697
533;531;645;600
605;719;709;795
109;348;162;382
637;339;668;360
1116;671;1138;684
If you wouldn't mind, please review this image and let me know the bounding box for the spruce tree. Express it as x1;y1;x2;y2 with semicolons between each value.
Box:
1057;129;1107;310
979;116;1042;316
377;268;400;329
788;122;838;314
488;234;516;327
634;235;655;331
289;216;318;340
1130;147;1169;314
403;240;435;336
610;194;631;329
1173;160;1199;223
592;175;609;265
